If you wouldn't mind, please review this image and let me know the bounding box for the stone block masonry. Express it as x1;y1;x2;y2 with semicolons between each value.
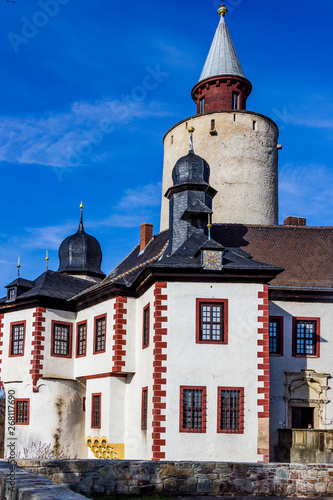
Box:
0;460;85;499
13;459;333;497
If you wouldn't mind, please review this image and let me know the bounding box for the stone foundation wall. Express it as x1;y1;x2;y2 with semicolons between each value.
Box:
0;461;85;499
17;459;333;497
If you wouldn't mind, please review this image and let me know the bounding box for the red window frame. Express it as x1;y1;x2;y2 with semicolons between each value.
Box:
142;304;150;349
91;393;101;429
9;321;26;357
292;317;320;357
14;399;30;425
76;321;87;358
141;387;148;430
269;316;284;356
179;386;207;433
51;321;73;358
196;299;228;344
93;314;107;354
217;387;244;434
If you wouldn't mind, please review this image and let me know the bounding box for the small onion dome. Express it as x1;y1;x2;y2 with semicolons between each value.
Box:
172;150;210;186
58;209;105;280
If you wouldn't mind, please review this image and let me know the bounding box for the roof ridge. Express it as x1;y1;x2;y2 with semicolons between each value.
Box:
111;241;169;282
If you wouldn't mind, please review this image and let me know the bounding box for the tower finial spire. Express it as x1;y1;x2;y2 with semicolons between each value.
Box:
79;201;84;231
218;3;228;17
45;250;49;271
17;256;21;278
188;126;195;153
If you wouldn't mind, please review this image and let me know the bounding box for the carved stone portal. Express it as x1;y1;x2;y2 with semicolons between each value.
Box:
284;369;330;428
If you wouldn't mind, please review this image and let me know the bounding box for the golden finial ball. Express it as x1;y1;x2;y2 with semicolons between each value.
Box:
188;127;195;133
218;3;228;17
80;202;84;210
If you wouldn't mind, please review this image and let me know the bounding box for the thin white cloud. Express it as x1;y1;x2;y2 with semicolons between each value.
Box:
116;183;162;210
279;163;333;220
273;100;333;130
97;182;162;228
23;222;77;250
19;182;162;251
0;100;170;168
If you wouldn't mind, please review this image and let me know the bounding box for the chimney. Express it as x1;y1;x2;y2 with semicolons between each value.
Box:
140;223;153;252
284;216;306;227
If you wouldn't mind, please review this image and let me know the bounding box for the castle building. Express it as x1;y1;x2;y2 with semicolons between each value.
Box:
0;4;332;463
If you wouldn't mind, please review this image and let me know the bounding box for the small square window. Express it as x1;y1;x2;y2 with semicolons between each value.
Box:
15;399;29;425
94;315;106;354
269;317;283;355
218;387;244;434
8;288;16;300
196;299;228;344
292;318;320;357
91;394;101;428
180;386;206;433
142;304;150;348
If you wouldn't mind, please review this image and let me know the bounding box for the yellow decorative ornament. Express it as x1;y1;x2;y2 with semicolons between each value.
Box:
218;3;228;17
85;436;125;460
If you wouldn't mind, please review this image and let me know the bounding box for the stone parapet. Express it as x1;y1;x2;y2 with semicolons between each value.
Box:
14;459;333;497
0;460;85;499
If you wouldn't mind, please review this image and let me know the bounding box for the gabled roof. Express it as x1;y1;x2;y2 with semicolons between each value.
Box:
198;15;245;83
212;224;333;289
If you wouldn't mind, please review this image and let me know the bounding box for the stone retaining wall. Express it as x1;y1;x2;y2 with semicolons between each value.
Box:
16;459;333;497
0;460;86;499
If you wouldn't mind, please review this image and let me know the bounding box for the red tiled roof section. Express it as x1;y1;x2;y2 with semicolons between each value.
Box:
213;225;333;288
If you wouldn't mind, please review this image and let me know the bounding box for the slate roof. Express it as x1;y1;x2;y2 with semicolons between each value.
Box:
199;15;245;83
212;224;333;289
96;223;333;293
3;224;331;305
5;278;34;289
58;217;105;279
81;228;282;298
0;271;93;303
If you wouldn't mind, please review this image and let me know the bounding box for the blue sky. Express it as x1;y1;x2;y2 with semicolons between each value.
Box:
0;0;332;290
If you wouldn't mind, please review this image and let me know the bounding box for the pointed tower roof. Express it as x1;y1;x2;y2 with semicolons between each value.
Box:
191;4;252;114
198;6;245;83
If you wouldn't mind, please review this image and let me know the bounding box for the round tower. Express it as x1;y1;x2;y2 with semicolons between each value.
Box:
160;4;279;231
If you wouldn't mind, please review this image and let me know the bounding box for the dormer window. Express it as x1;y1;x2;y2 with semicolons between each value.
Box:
8;288;16;301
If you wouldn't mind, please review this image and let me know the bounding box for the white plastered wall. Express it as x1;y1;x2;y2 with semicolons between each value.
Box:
163;281;262;462
124;288;155;460
74;299;115;379
2;309;34;383
5;378;86;458
269;300;333;455
85;376;127;459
